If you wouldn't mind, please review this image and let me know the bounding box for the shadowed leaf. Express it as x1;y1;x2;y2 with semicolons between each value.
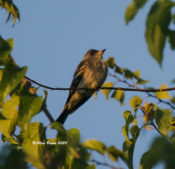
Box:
125;0;147;24
145;1;174;65
0;0;20;24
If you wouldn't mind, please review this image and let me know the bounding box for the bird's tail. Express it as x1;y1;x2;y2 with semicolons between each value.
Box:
56;106;69;124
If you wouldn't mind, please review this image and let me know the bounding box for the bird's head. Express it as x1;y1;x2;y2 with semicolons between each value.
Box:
85;49;106;59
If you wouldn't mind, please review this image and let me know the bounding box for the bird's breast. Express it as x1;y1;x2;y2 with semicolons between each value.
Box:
80;61;107;89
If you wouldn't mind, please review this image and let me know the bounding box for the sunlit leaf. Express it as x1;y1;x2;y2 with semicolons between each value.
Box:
22;122;46;169
142;102;156;121
111;90;125;105
0;62;27;104
101;82;113;100
0;95;19;144
155;108;172;135
18;95;43;132
133;70;140;79
129;96;142;110
82;139;106;155
122;111;134;142
155;83;171;99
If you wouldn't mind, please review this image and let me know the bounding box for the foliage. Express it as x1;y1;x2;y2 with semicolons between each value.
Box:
1;1;175;169
125;0;175;66
0;0;20;24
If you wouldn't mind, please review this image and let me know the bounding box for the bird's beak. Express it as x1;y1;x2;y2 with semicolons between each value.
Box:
98;49;106;55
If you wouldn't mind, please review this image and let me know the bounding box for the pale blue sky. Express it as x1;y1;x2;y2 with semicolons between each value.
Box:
1;0;175;168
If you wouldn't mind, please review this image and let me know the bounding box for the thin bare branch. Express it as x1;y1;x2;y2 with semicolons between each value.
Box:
25;76;175;92
90;159;122;169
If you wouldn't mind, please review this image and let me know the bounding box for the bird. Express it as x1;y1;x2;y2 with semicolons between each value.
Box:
56;49;108;124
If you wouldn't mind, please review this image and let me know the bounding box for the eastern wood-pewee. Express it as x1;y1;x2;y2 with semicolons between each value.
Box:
56;49;108;124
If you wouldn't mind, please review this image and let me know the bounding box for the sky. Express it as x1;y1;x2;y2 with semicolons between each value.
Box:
1;0;175;168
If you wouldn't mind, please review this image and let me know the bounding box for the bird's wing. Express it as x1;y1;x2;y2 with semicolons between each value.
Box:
65;59;88;104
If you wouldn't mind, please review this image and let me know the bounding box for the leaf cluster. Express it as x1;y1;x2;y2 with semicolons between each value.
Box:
125;0;175;66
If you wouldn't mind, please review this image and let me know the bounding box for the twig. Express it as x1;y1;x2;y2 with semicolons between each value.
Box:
140;106;164;137
90;159;122;169
42;104;54;123
25;76;175;92
108;73;175;110
147;92;175;109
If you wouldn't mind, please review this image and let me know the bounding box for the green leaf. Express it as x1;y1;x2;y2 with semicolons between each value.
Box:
0;62;27;104
49;123;81;169
124;69;134;79
111;90;125;105
143;102;156;122
0;95;19;144
155;83;171;99
105;57;115;68
129;96;142;110
0;69;2;82
168;30;175;50
133;69;140;79
125;0;147;24
122;111;134;142
171;97;175;104
155;108;172;135
145;1;174;65
107;146;126;162
82;139;106;155
140;137;175;169
123;111;134;123
0;37;14;65
129;125;140;139
22;122;46;169
0;0;20;24
18;95;43;132
101;82;113;100
67;128;80;147
122;139;135;169
0;145;28;169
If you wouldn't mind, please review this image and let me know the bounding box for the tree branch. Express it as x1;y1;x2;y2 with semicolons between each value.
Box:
25;76;175;92
90;159;122;169
42;104;54;123
108;73;175;110
140;106;165;137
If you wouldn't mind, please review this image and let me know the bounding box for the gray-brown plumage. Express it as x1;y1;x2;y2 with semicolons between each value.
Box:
56;49;108;124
